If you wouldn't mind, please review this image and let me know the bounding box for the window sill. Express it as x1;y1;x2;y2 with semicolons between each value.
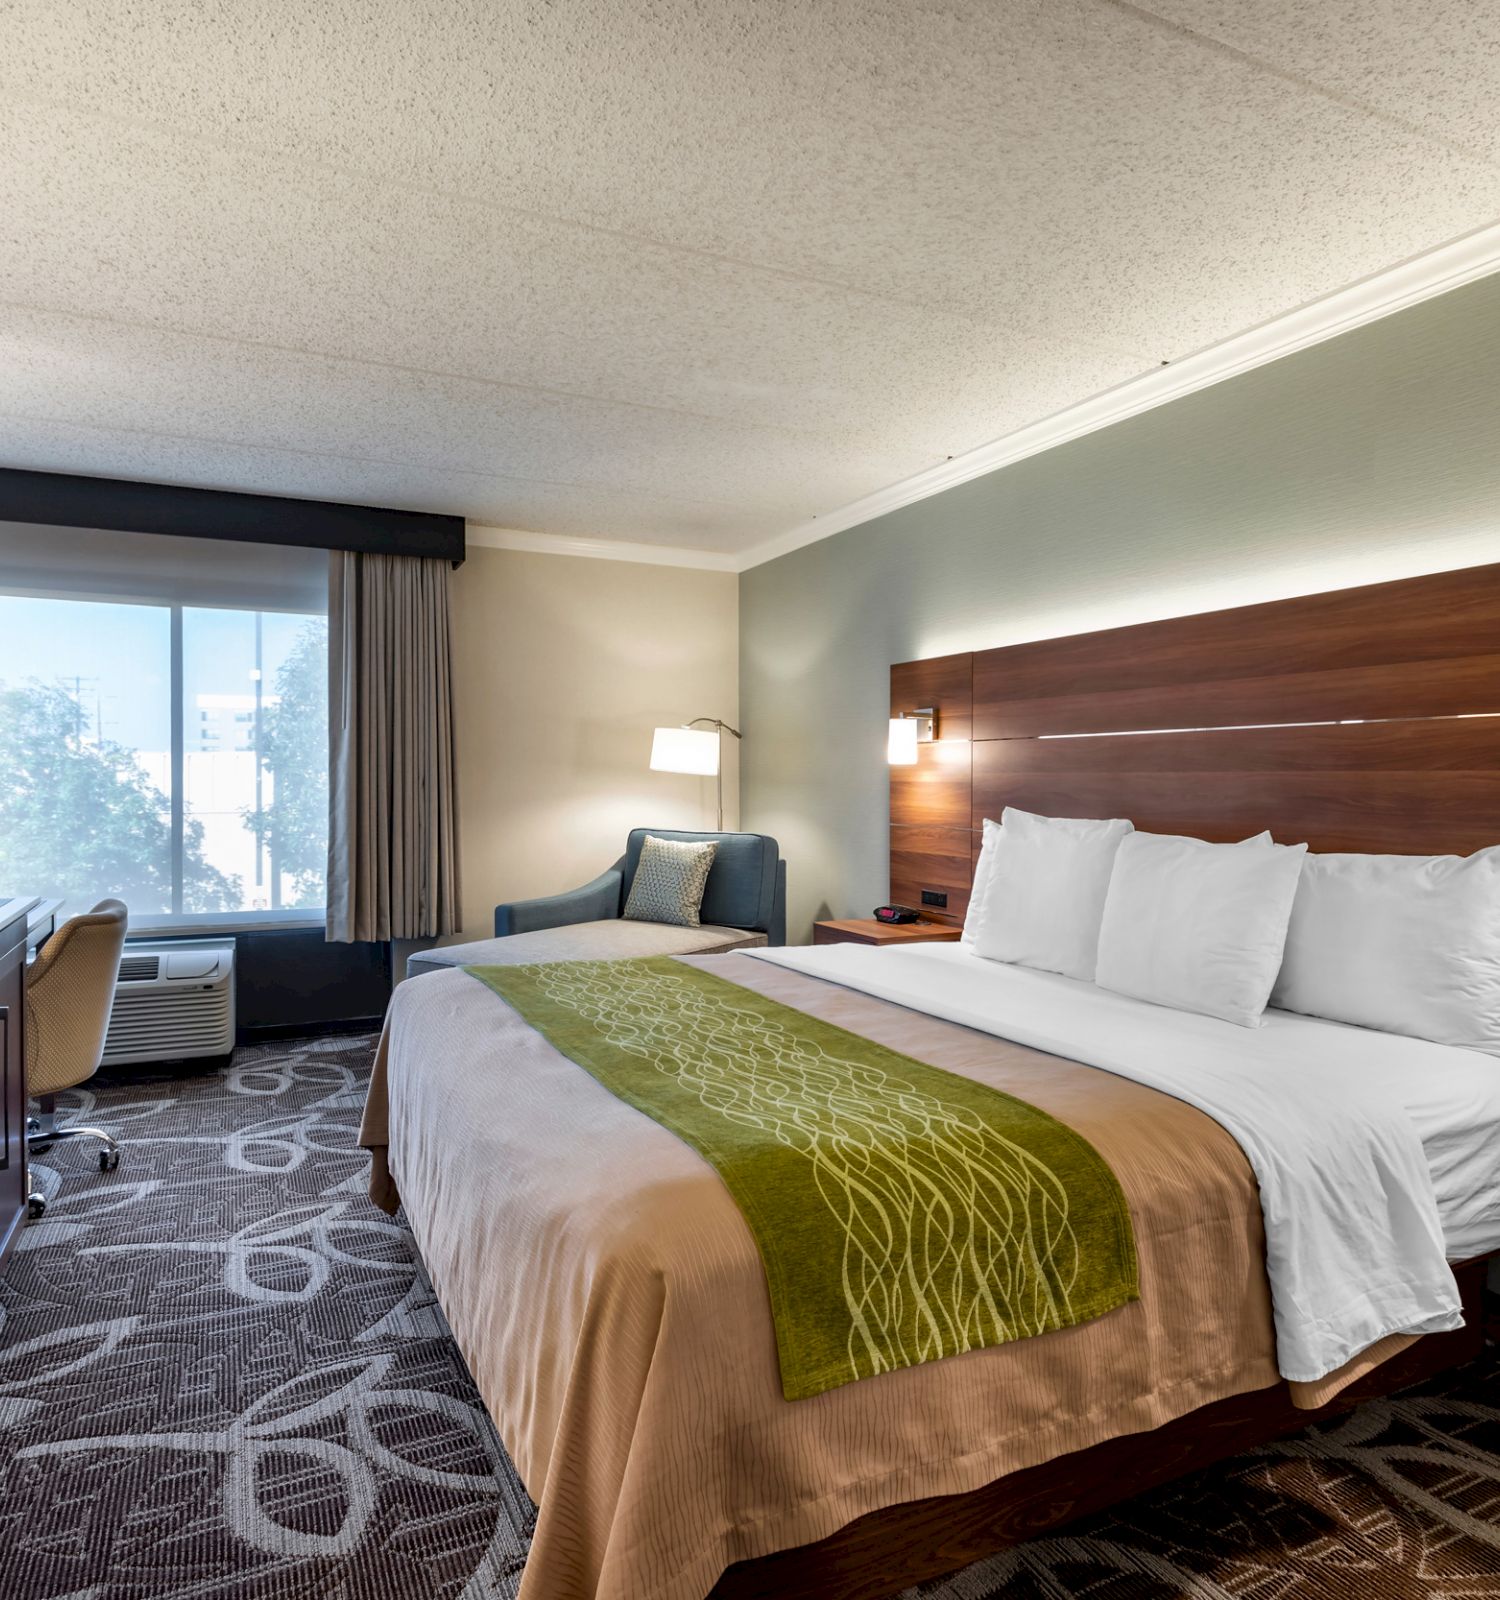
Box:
128;911;328;938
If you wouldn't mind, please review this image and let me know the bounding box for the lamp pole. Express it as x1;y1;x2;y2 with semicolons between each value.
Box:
685;717;742;830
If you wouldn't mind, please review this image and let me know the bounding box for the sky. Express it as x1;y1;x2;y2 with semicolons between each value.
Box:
0;595;310;751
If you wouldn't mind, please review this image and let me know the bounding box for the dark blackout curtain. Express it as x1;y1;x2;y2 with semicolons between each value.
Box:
326;551;461;942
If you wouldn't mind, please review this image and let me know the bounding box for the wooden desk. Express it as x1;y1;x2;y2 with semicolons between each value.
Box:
25;896;61;955
0;897;31;1271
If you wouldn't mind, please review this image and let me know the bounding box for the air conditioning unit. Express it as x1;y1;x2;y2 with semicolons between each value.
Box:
102;938;236;1067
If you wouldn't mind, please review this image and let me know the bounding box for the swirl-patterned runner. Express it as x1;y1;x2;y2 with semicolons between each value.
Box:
465;956;1138;1399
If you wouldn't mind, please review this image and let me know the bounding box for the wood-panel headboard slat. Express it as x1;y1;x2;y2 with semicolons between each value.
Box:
975;652;1500;740
971;564;1500;711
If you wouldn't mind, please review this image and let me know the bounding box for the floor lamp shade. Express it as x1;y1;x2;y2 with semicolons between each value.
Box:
650;725;720;775
650;718;742;830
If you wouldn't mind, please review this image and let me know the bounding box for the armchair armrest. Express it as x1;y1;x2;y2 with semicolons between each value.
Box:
494;865;624;937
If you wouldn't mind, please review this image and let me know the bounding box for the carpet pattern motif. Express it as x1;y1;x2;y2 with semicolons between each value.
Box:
0;1034;1494;1600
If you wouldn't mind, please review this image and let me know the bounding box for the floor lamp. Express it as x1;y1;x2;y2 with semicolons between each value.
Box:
650;717;742;830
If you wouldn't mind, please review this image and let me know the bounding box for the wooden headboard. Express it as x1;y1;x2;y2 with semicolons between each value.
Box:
890;562;1500;928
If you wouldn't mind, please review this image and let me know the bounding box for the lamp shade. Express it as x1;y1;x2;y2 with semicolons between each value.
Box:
651;725;720;775
887;716;919;765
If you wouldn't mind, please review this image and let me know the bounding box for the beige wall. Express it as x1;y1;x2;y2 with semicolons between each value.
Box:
447;546;738;945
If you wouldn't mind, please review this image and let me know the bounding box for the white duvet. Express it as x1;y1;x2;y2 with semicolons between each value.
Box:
749;942;1482;1383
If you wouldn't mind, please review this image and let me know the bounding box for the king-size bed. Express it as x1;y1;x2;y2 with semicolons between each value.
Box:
361;563;1500;1600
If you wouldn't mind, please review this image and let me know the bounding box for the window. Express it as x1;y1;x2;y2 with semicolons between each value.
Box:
183;607;328;915
0;530;328;927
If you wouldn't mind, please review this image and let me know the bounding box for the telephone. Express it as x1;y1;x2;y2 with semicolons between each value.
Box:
871;904;920;924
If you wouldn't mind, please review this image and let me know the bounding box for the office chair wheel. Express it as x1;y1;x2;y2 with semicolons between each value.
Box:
27;1194;46;1219
99;1149;120;1172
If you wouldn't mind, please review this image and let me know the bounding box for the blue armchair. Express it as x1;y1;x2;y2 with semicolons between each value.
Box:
406;829;785;979
496;829;784;942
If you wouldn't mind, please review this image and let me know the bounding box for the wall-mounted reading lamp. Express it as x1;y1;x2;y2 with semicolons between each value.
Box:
887;708;936;765
650;717;743;830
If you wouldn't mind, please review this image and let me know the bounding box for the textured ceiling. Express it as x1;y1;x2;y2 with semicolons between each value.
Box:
3;1;1499;555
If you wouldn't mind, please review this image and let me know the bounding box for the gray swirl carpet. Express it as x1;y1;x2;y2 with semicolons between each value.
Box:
0;1033;1495;1600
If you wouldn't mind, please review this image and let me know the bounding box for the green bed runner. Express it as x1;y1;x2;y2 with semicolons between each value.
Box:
465;957;1138;1400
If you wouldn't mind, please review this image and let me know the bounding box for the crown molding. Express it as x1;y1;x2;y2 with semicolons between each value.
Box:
733;218;1500;573
464;222;1500;576
465;524;738;571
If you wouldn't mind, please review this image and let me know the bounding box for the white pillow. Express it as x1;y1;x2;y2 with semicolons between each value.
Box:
961;816;1000;946
1271;847;1500;1055
973;807;1134;981
1095;832;1308;1027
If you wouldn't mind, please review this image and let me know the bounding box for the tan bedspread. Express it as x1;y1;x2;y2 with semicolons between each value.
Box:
361;953;1289;1600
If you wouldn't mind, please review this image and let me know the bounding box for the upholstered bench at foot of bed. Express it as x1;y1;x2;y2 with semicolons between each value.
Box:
405;920;767;979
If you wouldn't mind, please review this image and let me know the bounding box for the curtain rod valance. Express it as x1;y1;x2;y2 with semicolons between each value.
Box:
0;467;465;563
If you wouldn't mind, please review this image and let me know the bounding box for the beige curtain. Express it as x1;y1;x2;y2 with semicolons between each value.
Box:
327;551;461;942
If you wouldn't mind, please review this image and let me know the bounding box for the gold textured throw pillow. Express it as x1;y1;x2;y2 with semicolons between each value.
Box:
623;835;718;928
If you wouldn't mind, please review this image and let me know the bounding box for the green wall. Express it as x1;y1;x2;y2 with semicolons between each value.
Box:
739;271;1500;943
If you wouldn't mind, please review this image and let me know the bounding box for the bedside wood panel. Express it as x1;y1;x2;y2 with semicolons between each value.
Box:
890;652;973;740
890;824;974;927
889;739;972;829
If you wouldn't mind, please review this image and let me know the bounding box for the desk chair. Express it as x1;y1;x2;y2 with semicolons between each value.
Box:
26;898;128;1173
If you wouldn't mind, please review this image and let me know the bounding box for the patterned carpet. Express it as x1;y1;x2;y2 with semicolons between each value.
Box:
0;1033;1493;1600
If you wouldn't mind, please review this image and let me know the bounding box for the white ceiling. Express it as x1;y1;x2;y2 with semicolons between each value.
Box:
3;1;1499;560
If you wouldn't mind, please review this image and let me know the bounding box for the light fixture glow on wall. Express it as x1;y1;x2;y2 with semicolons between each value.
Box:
887;707;936;765
650;717;743;829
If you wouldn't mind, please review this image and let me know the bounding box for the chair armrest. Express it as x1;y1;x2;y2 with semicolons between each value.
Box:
494;866;624;936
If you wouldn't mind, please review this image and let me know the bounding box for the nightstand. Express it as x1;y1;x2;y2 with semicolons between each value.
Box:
812;918;963;947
